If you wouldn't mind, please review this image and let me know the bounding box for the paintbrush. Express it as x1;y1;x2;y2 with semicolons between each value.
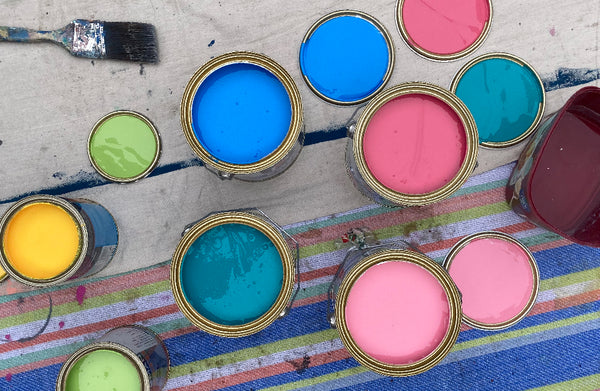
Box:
0;19;158;63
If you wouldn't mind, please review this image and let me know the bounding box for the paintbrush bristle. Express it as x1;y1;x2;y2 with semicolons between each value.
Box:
103;22;158;63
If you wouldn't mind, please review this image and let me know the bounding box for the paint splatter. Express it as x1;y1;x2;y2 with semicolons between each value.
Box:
16;296;53;342
52;172;66;180
0;140;3;146
139;64;145;75
4;334;10;341
76;285;86;306
5;373;12;381
287;354;311;374
549;27;556;36
59;321;65;329
542;67;600;92
208;39;215;47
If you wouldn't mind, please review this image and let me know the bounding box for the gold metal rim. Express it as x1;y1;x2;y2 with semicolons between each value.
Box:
450;52;546;148
395;0;493;62
443;231;540;330
0;195;89;287
299;10;396;105
88;110;162;183
352;82;479;206
335;249;462;376
170;212;295;337
180;52;303;175
56;342;151;391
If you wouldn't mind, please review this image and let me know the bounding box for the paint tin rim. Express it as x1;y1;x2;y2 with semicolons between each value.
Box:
170;211;296;337
352;82;479;206
335;249;462;376
88;110;162;183
0;195;90;287
299;9;396;106
443;231;540;330
450;52;546;148
180;51;303;175
56;341;152;391
395;0;493;62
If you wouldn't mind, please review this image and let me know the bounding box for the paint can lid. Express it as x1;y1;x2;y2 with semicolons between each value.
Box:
88;110;161;183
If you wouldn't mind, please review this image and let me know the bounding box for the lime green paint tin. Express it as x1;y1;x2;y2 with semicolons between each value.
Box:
88;111;161;183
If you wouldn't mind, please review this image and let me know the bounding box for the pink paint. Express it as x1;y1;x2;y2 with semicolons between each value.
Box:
59;321;65;329
549;27;556;36
76;285;86;306
344;261;450;365
6;373;12;381
447;238;534;324
363;94;466;194
4;334;10;341
401;0;491;55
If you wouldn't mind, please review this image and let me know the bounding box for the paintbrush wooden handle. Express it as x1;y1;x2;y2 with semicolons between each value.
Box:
0;26;65;43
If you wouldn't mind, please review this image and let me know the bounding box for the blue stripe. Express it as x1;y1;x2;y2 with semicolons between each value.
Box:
533;244;600;280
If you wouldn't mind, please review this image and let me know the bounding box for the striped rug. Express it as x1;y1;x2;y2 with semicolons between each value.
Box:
1;163;599;391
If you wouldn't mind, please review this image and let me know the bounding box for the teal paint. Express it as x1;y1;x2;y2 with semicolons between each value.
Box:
300;14;390;103
180;223;283;326
454;57;544;144
191;63;292;165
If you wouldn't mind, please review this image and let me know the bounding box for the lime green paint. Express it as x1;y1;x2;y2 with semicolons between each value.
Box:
262;366;368;391
89;113;158;180
529;374;600;391
65;349;142;391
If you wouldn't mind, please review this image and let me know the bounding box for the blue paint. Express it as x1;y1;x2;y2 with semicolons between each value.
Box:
180;223;284;326
454;57;545;144
191;63;292;165
300;15;390;103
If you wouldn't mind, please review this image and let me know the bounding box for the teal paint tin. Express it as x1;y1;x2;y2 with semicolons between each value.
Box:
170;210;299;337
450;53;545;148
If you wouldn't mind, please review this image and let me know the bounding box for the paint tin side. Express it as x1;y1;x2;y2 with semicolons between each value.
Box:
299;10;395;105
56;325;169;391
0;195;118;287
443;231;539;330
349;82;478;206
395;0;493;61
332;248;462;376
450;52;546;148
88;110;162;183
180;52;304;180
170;211;297;337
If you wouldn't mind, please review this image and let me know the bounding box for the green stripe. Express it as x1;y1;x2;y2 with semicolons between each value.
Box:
540;267;600;292
529;374;600;391
262;366;368;391
295;282;328;301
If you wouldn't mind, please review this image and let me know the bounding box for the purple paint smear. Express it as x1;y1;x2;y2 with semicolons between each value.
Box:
6;373;12;381
59;321;65;329
4;334;10;341
76;285;86;305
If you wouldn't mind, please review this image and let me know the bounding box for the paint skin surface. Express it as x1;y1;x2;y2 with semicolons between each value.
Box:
448;238;534;324
0;265;6;281
344;261;450;365
401;0;490;55
363;93;466;194
2;203;80;280
455;58;544;144
300;15;390;102
65;349;142;391
181;223;283;325
191;63;292;165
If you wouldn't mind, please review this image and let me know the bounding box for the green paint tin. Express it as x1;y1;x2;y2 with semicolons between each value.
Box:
88;111;161;183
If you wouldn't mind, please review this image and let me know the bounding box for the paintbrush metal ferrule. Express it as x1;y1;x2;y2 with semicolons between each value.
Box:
71;20;106;59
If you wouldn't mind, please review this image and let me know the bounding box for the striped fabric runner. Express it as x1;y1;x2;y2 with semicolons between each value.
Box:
1;163;599;390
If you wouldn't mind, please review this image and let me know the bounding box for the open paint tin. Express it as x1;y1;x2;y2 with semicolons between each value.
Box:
443;231;539;330
329;239;462;376
0;195;118;287
299;10;395;105
450;53;546;148
181;52;304;181
56;325;170;391
396;0;492;61
171;209;299;337
346;82;478;206
508;86;600;247
88;110;161;183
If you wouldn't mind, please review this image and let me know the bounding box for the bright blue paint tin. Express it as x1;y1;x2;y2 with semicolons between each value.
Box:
300;10;394;105
451;53;545;147
170;211;297;337
181;52;304;180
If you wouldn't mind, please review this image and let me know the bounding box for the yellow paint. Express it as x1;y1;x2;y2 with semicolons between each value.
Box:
0;265;6;281
2;202;81;280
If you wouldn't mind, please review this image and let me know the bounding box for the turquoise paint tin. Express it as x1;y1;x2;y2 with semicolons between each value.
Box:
300;10;395;105
450;53;545;148
170;210;299;337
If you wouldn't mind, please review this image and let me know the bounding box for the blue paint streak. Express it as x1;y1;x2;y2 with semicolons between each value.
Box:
300;15;390;103
543;67;600;92
455;58;544;144
191;63;292;164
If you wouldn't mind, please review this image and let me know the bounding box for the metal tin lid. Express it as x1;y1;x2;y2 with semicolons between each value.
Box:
300;10;395;105
450;53;546;148
443;231;540;330
88;110;161;183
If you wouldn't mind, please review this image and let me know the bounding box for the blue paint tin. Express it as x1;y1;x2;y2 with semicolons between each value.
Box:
181;52;304;181
450;53;545;148
300;10;394;105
